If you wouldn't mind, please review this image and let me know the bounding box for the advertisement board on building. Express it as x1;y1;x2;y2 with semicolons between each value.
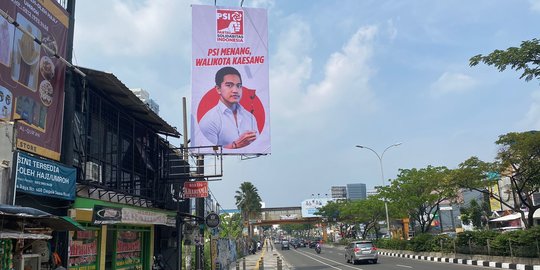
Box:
68;230;99;270
0;1;68;161
183;181;209;198
190;5;270;155
15;151;76;200
301;198;334;218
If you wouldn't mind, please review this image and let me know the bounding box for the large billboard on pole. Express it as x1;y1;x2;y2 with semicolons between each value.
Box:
191;5;270;155
0;1;69;160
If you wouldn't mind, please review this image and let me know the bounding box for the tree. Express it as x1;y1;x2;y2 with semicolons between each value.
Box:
338;196;386;239
459;199;489;230
455;131;540;228
469;38;540;83
379;166;459;234
219;213;243;238
234;182;262;236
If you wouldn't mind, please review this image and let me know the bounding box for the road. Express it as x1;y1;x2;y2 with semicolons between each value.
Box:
278;245;496;270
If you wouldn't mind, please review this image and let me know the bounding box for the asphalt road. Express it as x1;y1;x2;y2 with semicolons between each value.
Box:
278;245;496;270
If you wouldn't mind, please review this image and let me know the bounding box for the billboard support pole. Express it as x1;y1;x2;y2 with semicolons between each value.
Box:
177;97;189;270
195;157;205;270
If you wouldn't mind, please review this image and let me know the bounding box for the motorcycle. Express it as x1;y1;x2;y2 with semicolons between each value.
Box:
315;245;321;254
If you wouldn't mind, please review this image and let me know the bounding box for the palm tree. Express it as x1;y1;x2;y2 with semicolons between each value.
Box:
234;182;262;237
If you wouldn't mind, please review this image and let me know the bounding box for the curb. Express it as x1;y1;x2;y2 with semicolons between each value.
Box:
379;251;540;270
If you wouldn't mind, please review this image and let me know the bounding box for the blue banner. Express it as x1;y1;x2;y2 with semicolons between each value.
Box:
15;151;76;200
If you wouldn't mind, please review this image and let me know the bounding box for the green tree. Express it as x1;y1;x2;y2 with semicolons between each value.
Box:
234;182;262;236
219;212;243;238
339;196;386;239
455;131;540;228
380;166;458;234
469;38;540;83
460;199;489;230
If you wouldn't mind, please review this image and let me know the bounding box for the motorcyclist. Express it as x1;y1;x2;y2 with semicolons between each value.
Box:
315;241;321;253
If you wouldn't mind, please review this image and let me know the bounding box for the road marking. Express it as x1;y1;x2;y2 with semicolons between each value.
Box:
396;264;413;268
294;249;361;269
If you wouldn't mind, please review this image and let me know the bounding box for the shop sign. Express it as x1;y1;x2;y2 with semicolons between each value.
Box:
15;151;76;200
92;205;175;227
92;205;122;225
205;212;220;228
183;181;208;198
121;208;170;226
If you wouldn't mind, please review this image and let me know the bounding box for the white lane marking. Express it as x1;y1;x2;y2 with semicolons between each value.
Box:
396;264;413;268
294;249;361;269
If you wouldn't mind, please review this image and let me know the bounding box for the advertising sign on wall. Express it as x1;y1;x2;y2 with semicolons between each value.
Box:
190;5;270;155
0;0;69;160
68;230;99;270
15;151;76;200
183;181;209;198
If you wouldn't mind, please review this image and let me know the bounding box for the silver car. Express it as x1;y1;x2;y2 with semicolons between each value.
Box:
345;241;378;264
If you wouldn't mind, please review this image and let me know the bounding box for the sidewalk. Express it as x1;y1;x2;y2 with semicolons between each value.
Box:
231;242;292;270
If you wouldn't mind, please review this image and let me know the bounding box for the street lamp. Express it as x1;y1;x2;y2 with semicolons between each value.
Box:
355;142;402;237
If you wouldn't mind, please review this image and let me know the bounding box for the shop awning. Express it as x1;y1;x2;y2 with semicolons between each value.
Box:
0;204;85;231
490;213;522;222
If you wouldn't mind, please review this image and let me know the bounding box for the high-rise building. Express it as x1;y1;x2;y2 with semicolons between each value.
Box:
331;186;347;200
347;183;367;201
131;88;160;115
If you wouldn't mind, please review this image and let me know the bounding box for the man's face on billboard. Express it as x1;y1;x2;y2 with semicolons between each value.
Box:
217;74;242;107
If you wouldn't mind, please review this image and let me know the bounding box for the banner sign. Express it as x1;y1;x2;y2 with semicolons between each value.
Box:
15;151;76;200
92;205;175;227
0;0;69;160
190;5;270;155
183;181;209;198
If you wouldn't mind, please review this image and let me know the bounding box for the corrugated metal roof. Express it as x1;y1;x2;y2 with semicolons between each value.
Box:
77;67;181;138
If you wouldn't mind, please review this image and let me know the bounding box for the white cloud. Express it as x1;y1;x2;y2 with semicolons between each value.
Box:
518;90;540;129
430;72;477;97
74;0;194;58
530;0;540;12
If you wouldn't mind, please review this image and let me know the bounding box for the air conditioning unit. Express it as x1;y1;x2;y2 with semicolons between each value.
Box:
85;161;102;183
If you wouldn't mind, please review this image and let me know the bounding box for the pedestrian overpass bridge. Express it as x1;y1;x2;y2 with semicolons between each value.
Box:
251;206;324;226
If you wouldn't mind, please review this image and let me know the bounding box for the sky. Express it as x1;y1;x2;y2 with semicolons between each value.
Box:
73;0;540;209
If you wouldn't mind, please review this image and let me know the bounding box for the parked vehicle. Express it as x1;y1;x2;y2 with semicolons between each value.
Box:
345;241;378;264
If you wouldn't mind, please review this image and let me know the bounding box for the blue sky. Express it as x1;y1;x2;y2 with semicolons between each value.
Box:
73;0;540;209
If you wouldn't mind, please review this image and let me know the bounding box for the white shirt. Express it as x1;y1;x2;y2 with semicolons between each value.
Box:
199;101;259;147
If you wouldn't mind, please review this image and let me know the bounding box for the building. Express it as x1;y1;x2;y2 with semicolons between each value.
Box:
347;183;367;201
131;88;160;115
331;186;347;200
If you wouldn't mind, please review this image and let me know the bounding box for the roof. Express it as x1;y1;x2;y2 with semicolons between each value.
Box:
0;204;85;233
77;67;181;138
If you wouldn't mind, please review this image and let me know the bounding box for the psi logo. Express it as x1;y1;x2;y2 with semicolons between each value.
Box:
216;9;244;43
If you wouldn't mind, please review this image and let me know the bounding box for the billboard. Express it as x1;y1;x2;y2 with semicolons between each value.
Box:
191;5;270;155
301;198;334;218
0;1;69;160
15;151;76;200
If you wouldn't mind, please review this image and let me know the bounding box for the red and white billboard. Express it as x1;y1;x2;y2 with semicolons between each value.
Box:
191;5;270;155
0;0;69;160
183;181;209;199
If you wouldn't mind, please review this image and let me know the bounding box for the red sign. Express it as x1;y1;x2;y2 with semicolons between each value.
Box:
183;181;209;198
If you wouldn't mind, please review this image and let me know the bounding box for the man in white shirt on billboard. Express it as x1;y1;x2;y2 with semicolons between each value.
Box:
199;66;258;149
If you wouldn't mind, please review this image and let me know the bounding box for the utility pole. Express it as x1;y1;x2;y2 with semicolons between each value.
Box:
195;156;204;270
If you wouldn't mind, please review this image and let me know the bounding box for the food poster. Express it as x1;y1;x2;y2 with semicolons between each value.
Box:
68;230;99;270
0;0;69;160
114;230;143;270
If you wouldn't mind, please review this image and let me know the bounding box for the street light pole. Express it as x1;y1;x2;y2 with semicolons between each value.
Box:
355;143;402;237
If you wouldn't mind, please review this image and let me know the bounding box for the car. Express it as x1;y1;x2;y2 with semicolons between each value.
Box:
345;241;378;264
281;240;290;250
